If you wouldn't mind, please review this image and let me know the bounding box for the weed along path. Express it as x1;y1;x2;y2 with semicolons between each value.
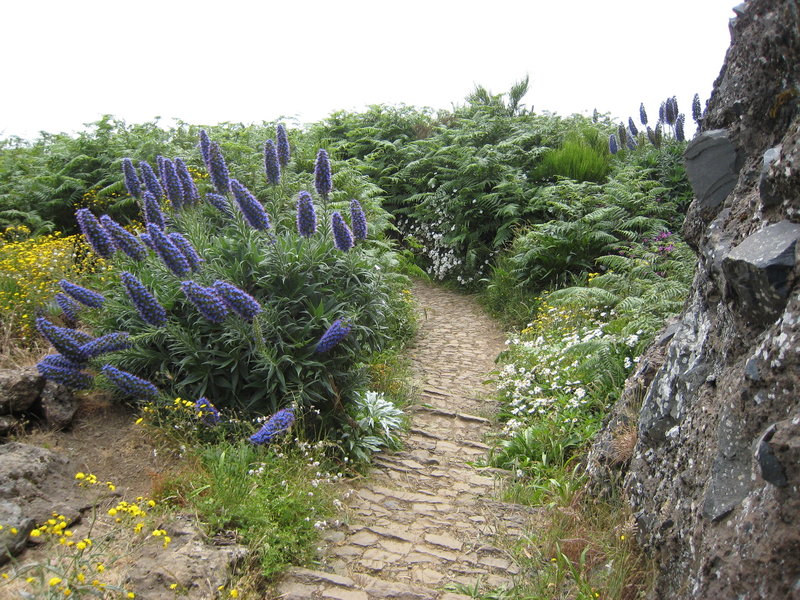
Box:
274;281;541;599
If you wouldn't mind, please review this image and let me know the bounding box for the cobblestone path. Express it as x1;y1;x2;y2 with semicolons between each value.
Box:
273;282;540;600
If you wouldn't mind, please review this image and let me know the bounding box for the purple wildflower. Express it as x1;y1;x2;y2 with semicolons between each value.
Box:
350;199;367;241
121;271;167;327
140;232;155;250
102;364;159;400
199;130;211;168
331;211;353;252
139;161;165;199
60;280;105;308
617;124;627;149
250;408;295;444
639;103;648;126
264;139;281;186
122;158;142;198
39;353;84;371
276;124;290;167
142;191;166;230
692;93;702;123
296;191;317;238
36;317;88;364
230;179;271;231
37;358;93;390
658;102;666;124
162;158;184;210
181;280;229;324
81;332;132;359
75;208;115;259
206;193;233;217
147;223;191;276
314;149;332;198
646;127;656;146
195;397;220;425
175;158;200;205
100;215;148;261
168;232;204;271
628;117;638;137
208;141;231;195
675;113;686;142
314;319;352;353
212;280;262;320
608;134;618;155
55;292;82;321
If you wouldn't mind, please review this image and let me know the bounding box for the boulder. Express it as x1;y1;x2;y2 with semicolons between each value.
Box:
0;368;44;415
0;500;35;565
39;381;79;430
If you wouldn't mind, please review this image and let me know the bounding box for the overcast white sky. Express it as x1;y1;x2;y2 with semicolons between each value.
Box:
1;0;735;141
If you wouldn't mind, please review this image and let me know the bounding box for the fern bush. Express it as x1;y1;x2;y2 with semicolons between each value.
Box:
36;128;413;439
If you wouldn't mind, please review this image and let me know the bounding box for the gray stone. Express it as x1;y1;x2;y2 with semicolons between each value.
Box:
754;424;788;487
722;220;800;325
40;381;79;430
684;129;739;210
0;415;21;435
0;367;44;414
759;145;783;206
0;500;35;565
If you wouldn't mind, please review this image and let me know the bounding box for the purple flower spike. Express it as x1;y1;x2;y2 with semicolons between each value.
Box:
628;117;638;137
147;223;192;276
162;158;184;210
296;191;317;238
250;408;295;444
36;317;88;364
195;397;221;425
199;130;211;168
675;114;686;142
60;280;105;308
213;280;262;320
75;208;115;259
81;332;131;359
608;134;618;155
314;149;332;197
121;271;167;327
37;357;93;389
264;139;281;186
206;193;233;217
102;364;159;400
331;211;353;252
55;292;82;321
314;319;352;353
230;179;271;231
349;199;367;241
276;124;290;168
168;232;204;271
122;158;142;199
100;215;148;261
142;191;166;230
140;232;155;250
175;158;200;205
139;161;165;199
639;103;648;126
181;280;229;324
208;141;231;195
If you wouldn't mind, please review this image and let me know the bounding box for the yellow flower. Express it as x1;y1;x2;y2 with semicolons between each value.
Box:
127;593;136;598
75;473;85;480
96;564;105;573
169;583;178;590
1;573;8;579
108;508;118;516
10;527;18;534
229;590;239;598
76;541;87;550
48;577;63;586
135;418;144;425
77;573;86;583
25;577;35;583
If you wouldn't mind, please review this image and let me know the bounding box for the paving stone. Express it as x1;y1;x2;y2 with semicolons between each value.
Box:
321;587;369;600
423;533;463;551
378;538;413;555
274;581;319;599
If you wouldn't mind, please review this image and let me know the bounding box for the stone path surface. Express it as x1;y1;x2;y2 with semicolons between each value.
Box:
273;282;540;600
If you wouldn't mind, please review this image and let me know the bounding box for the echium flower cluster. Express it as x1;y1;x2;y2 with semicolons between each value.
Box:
616;124;627;149
315;319;351;353
213;280;262;320
102;364;159;400
349;199;367;241
55;292;82;321
199;130;211;167
36;317;88;363
296;191;316;237
168;232;204;271
208;142;230;195
276;124;290;167
675;114;686;142
81;332;132;359
140;232;155;250
139;161;165;199
161;158;184;209
121;271;167;326
264;139;281;186
76;208;115;259
628;117;638;137
195;397;220;425
147;223;191;276
100;215;148;261
37;355;93;389
639;102;648;126
314;149;332;198
175;158;200;205
231;179;271;231
206;193;233;217
181;280;228;323
692;93;702;123
608;134;618;155
250;408;295;444
143;191;166;230
60;280;105;308
331;211;353;252
122;158;142;199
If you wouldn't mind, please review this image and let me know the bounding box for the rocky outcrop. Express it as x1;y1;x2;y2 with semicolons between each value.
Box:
0;368;79;433
606;0;800;597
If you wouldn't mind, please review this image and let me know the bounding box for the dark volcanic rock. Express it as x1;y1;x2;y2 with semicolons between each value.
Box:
0;367;44;414
39;381;79;430
588;0;800;597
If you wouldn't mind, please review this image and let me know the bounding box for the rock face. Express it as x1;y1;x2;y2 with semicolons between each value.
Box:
607;0;800;597
0;368;79;432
